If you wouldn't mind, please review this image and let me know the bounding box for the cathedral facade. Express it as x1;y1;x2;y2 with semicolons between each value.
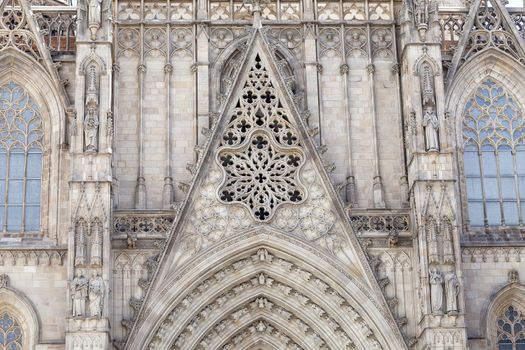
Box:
1;0;525;349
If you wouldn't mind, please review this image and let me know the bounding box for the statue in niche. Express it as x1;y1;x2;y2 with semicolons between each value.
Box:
420;62;440;151
74;221;86;266
414;0;429;26
71;269;88;317
88;0;102;40
90;220;102;266
429;268;443;314
422;106;439;152
89;272;104;318
84;65;99;152
445;271;459;314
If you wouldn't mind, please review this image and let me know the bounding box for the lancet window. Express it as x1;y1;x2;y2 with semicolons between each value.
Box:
0;312;23;350
0;82;43;233
496;305;525;350
462;79;525;227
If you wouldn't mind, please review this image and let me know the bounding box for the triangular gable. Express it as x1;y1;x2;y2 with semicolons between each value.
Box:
446;0;525;85
125;29;407;350
0;0;70;106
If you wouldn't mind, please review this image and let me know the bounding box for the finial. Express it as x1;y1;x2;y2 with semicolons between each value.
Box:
244;0;269;28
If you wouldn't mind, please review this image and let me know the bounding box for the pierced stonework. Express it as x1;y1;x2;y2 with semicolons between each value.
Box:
217;54;306;222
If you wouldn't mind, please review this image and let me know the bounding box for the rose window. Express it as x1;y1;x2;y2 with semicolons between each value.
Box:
217;55;306;221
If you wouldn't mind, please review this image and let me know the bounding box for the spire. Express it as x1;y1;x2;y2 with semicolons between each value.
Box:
245;0;269;28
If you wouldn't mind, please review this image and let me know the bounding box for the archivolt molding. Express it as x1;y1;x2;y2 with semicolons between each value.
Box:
220;320;303;350
482;281;525;343
0;275;41;349
126;32;406;350
145;247;386;350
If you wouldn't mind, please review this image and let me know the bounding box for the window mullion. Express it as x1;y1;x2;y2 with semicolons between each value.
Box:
478;149;489;227
512;149;523;226
20;148;28;233
3;150;10;233
495;148;505;226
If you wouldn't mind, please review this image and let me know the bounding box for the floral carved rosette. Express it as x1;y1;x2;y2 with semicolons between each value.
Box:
216;55;306;221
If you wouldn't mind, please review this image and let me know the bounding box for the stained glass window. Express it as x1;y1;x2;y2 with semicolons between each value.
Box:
0;82;43;233
0;312;23;350
462;79;525;227
497;305;525;350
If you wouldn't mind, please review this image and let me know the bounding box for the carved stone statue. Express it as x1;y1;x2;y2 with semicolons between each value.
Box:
445;272;460;314
88;272;104;318
422;106;439;151
127;232;137;249
71;270;88;317
84;101;99;152
414;0;429;26
88;0;102;40
90;221;102;266
509;270;520;284
429;269;443;314
84;65;99;152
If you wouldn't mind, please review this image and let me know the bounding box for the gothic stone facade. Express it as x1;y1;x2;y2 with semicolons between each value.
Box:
1;0;525;349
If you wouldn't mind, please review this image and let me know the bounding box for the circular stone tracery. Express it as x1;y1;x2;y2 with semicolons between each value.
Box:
217;54;306;222
217;130;306;221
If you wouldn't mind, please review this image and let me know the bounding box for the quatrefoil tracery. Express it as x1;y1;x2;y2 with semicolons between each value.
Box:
217;55;306;222
217;129;306;222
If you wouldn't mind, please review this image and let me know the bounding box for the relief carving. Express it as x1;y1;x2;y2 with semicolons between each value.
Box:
84;64;100;152
87;0;102;40
71;269;89;317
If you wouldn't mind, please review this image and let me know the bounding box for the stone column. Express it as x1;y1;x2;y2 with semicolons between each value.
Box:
66;0;113;348
399;2;467;349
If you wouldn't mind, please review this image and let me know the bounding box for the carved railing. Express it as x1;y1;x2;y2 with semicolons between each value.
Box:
33;6;77;54
439;12;466;55
115;0;394;24
348;210;411;235
112;211;175;238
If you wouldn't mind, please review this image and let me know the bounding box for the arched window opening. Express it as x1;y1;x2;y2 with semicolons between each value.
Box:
0;82;44;233
0;311;23;350
496;305;525;350
462;79;525;227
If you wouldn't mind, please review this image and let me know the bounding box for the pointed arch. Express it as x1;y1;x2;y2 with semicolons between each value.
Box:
0;277;41;349
483;282;525;349
126;30;407;350
127;230;405;350
211;35;304;111
446;51;525;230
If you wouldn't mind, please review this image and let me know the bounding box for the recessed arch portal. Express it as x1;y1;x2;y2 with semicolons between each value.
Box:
127;231;403;350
